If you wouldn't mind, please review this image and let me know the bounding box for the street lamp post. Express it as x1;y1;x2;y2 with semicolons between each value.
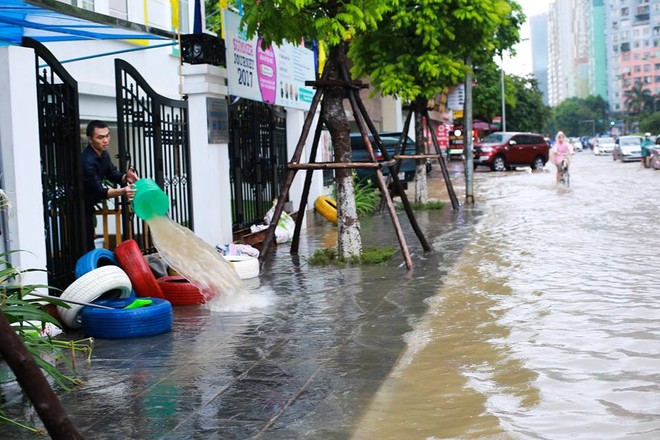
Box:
500;54;506;132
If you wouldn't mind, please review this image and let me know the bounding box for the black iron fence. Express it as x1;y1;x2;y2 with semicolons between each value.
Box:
228;100;288;230
22;37;86;292
115;59;192;252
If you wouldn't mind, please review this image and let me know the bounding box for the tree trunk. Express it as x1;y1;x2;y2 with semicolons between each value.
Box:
323;44;362;258
413;98;428;204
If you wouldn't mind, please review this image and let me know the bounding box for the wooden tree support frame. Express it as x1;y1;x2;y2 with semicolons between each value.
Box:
383;106;460;211
258;55;433;270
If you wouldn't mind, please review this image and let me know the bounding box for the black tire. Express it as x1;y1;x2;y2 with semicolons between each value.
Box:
75;249;119;279
532;156;545;170
491;155;507;172
81;297;173;339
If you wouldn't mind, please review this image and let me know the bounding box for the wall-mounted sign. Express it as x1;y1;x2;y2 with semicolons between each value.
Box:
207;97;229;143
223;9;315;111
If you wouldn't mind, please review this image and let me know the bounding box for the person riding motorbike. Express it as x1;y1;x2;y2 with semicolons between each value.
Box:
641;133;653;168
551;131;574;184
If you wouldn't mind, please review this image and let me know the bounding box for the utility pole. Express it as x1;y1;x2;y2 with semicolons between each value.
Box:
500;54;506;132
464;59;474;205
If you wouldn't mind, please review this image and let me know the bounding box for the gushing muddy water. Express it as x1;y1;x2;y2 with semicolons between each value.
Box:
147;215;274;311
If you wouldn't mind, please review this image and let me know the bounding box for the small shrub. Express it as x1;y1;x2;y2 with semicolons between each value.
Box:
330;174;381;216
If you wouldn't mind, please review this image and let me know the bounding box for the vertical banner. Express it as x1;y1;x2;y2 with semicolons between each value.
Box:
223;10;315;111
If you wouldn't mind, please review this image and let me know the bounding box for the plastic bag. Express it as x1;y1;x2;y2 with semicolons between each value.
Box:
264;201;295;243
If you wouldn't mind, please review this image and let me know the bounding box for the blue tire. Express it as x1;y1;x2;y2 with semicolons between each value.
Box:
92;290;137;309
75;249;119;279
80;298;173;339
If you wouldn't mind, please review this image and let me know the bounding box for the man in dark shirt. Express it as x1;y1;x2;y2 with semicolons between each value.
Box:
81;120;138;251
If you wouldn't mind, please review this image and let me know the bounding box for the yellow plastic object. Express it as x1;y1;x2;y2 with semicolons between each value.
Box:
314;196;338;224
131;178;170;220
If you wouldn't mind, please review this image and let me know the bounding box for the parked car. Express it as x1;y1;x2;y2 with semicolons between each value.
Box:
350;132;417;182
473;132;549;172
612;135;642;162
594;137;616;155
570;137;583;152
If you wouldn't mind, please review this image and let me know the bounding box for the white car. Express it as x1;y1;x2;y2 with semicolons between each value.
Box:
570;138;583;152
594;137;616;155
612;135;643;162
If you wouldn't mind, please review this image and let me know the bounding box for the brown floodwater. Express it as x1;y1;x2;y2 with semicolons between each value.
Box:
353;153;660;439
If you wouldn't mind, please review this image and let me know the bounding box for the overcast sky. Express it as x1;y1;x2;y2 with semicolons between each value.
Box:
502;0;552;76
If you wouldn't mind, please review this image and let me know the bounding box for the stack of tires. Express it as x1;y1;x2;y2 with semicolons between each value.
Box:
62;241;172;339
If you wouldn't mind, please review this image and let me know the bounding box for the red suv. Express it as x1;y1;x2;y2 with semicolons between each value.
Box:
474;132;550;171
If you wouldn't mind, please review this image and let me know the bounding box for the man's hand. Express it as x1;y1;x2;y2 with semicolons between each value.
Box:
123;185;136;202
125;168;139;185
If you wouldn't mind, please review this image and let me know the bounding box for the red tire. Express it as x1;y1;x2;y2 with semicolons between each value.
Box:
157;275;206;306
115;239;164;299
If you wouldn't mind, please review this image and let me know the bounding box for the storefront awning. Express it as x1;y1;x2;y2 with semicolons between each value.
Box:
0;0;174;45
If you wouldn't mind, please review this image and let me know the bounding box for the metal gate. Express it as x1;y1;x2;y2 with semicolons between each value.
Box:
115;59;192;253
22;37;86;292
229;100;288;230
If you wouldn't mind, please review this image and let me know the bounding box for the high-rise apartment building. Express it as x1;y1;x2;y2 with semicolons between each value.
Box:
590;0;608;99
547;0;593;106
605;0;660;113
531;14;550;104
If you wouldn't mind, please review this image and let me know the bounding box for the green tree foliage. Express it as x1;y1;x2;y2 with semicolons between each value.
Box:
241;0;390;48
350;0;523;103
505;75;550;133
472;61;510;122
204;0;221;34
624;83;654;115
238;0;394;259
639;111;660;134
471;63;549;134
348;0;522;202
550;96;611;137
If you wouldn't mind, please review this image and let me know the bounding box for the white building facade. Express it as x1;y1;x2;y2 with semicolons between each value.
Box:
0;0;330;284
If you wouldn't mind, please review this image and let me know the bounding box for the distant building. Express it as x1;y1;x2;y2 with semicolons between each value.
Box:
547;0;593;106
530;14;549;105
590;0;608;100
605;0;659;113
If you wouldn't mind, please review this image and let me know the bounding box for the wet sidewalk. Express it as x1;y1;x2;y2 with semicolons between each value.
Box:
0;163;475;439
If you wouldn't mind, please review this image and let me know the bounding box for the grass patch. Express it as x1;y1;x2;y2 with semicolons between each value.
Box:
396;200;445;210
307;246;397;266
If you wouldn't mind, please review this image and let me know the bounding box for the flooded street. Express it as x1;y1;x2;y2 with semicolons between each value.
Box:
1;153;658;440
354;153;660;439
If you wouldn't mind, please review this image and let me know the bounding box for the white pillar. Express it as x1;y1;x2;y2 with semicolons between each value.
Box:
381;95;403;132
181;64;233;246
0;46;48;285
